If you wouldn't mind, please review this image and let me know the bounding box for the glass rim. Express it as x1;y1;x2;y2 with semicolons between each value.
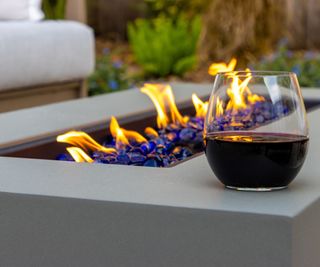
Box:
216;70;296;78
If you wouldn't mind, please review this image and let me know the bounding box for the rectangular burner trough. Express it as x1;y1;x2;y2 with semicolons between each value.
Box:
0;83;320;267
0;103;198;164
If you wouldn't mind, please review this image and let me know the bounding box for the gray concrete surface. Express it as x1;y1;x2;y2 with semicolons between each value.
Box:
0;84;319;266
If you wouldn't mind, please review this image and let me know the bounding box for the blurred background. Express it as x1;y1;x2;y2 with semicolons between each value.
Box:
49;0;320;95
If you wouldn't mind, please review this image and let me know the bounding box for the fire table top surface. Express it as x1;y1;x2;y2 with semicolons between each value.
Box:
0;83;319;218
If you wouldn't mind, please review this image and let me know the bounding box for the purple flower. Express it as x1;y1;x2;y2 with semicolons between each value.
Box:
304;51;317;60
112;60;123;69
108;80;119;90
286;50;294;58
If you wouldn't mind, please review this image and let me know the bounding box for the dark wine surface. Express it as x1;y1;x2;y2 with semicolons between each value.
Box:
204;132;309;189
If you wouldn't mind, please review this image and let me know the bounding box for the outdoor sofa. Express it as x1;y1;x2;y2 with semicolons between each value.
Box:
0;20;94;112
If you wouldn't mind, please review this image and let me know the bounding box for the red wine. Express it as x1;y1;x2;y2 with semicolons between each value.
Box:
204;132;309;189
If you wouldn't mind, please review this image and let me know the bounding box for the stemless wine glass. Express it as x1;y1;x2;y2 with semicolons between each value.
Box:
204;71;309;191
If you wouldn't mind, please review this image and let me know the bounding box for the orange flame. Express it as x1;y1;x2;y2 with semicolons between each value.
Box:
192;94;208;117
110;116;129;148
226;75;252;112
141;83;189;128
57;131;116;154
208;58;237;76
66;147;94;163
216;97;224;117
214;69;265;118
141;84;168;128
123;129;147;143
110;116;147;149
145;127;159;138
248;94;265;104
208;59;264;115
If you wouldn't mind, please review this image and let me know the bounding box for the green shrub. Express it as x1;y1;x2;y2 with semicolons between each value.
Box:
253;43;320;87
143;0;210;20
42;0;66;19
88;49;131;96
127;15;201;77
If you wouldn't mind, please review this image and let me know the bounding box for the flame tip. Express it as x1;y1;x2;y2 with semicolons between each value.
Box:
192;94;209;117
66;147;94;163
141;83;186;128
208;57;238;76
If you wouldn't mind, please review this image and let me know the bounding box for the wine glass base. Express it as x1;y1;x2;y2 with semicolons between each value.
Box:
225;185;288;192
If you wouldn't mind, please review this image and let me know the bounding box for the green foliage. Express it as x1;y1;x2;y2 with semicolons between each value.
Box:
253;43;320;87
128;15;201;77
144;0;210;19
42;0;66;19
88;49;131;96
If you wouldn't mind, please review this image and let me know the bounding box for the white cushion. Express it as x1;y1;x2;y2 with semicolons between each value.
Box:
0;0;44;21
0;20;95;90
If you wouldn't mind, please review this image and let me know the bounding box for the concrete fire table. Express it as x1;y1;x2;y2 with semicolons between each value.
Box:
0;83;319;267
